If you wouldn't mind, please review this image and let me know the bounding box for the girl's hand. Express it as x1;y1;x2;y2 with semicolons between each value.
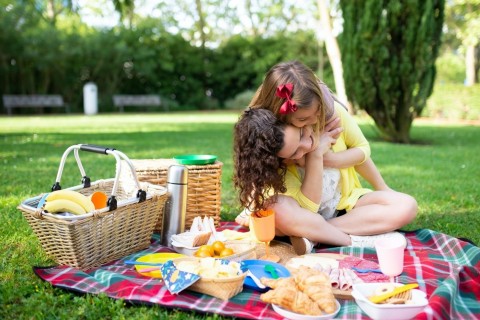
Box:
306;129;338;164
325;116;342;139
318;127;340;155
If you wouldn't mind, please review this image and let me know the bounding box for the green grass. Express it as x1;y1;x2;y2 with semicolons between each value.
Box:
1;112;479;319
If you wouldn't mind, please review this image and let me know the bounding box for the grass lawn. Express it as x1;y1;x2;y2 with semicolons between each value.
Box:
1;112;479;319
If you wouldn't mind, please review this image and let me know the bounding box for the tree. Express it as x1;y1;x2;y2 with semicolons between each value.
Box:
340;0;445;143
316;0;350;112
112;0;135;28
444;0;480;86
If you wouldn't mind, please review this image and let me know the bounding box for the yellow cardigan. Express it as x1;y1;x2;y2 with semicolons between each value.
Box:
283;104;371;212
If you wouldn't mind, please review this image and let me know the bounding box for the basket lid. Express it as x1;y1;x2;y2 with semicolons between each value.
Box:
173;154;217;165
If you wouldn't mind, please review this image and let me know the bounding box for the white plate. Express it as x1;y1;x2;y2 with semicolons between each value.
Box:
172;244;198;256
272;300;340;320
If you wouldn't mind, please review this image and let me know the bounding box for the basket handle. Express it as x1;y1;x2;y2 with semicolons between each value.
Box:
52;144;147;211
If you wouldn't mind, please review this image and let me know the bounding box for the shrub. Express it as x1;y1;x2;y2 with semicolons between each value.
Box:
424;83;480;120
435;52;465;83
224;90;256;110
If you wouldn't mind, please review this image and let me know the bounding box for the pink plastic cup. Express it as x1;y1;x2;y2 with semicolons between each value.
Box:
375;237;405;282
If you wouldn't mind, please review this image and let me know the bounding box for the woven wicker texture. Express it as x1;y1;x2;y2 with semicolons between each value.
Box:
221;241;257;262
188;272;246;300
120;159;222;233
174;257;246;300
19;180;167;270
255;240;298;265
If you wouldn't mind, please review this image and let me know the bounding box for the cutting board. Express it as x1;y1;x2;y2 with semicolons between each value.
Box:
285;253;354;300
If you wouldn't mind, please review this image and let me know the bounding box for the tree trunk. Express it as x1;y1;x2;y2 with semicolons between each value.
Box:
195;0;207;51
316;0;351;113
465;44;476;86
317;40;324;80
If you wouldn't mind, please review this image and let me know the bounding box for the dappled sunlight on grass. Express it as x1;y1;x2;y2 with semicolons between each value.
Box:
0;112;241;133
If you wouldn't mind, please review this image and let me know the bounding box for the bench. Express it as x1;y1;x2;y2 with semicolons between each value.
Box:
112;95;166;112
2;95;69;115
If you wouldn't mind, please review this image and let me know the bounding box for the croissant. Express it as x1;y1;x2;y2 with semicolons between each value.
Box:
260;285;322;316
293;266;337;314
260;276;296;289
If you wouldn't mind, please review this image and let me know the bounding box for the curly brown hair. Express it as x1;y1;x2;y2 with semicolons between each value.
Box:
233;108;287;211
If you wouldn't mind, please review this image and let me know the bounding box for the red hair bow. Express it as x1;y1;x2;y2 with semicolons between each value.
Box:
276;83;297;114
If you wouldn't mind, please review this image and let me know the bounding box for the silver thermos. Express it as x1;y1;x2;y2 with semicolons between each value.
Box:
161;165;188;248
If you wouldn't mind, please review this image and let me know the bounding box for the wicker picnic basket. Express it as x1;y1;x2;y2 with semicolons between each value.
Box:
18;144;167;270
120;159;222;233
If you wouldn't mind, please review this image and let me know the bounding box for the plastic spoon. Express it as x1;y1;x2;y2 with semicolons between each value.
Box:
246;270;266;289
264;264;279;279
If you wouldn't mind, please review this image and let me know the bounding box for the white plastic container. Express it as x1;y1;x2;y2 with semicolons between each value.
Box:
351;283;428;320
83;82;98;115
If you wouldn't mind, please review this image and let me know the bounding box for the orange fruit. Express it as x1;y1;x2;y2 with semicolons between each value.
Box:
212;241;226;255
198;244;214;257
194;250;212;258
219;247;234;257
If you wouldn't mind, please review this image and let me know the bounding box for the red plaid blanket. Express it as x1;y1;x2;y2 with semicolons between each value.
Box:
34;222;480;319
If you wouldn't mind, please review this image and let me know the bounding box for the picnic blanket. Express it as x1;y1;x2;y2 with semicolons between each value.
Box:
34;222;480;319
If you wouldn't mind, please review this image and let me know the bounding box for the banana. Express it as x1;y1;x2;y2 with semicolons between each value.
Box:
46;190;95;213
43;199;87;215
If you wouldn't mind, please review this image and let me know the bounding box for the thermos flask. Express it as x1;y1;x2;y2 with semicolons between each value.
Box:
160;165;188;247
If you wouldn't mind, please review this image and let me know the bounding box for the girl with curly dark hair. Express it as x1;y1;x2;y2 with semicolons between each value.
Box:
233;108;287;212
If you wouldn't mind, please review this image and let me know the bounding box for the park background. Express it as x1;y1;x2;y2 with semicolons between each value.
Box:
1;1;479;319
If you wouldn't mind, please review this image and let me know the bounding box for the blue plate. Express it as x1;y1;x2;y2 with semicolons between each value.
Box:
241;259;291;292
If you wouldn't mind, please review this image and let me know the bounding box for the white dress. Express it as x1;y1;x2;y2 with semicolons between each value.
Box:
297;166;341;220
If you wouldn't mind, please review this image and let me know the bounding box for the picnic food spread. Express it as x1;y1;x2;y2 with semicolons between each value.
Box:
161;215;427;318
286;253;390;300
34;223;480;320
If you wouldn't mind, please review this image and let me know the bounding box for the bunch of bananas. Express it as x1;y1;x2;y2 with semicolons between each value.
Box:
41;190;95;215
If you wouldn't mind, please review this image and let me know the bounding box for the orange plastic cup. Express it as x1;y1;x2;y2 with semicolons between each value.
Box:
89;191;108;210
250;212;275;243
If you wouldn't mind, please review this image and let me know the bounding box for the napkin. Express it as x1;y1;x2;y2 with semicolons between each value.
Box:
160;260;201;294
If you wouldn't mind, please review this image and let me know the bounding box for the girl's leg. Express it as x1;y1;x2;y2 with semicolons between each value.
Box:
272;195;351;246
328;190;417;235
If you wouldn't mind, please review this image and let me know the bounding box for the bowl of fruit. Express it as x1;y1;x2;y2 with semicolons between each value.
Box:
177;240;257;262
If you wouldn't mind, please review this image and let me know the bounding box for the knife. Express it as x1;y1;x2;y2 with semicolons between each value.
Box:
368;283;419;304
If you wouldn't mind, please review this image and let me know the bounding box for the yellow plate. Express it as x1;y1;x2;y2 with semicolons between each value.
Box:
134;253;186;278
